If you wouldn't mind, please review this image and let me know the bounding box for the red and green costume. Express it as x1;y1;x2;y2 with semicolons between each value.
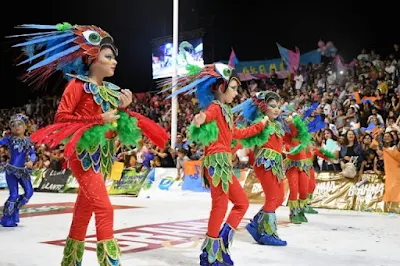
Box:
232;91;297;246
165;63;265;265
10;23;168;265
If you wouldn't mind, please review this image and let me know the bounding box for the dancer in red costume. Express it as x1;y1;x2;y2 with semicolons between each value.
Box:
284;115;314;224
232;91;296;246
162;63;268;265
9;22;168;265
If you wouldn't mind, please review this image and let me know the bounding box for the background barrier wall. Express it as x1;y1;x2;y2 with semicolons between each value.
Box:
0;165;398;213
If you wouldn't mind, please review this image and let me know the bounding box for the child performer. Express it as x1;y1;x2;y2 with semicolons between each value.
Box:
162;63;268;265
9;22;168;265
232;91;296;246
0;114;35;227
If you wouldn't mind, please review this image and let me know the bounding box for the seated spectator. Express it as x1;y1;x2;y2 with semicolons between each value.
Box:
340;130;363;170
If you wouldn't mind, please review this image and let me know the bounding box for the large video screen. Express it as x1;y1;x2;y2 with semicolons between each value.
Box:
152;38;204;79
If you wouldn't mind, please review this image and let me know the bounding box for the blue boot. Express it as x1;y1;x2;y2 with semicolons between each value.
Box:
245;209;263;242
218;223;235;265
199;235;230;265
14;195;30;224
0;200;18;227
247;211;287;246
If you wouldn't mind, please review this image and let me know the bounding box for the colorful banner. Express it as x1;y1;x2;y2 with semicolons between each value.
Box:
182;160;209;192
138;168;183;198
108;168;149;196
313;172;398;213
37;169;72;193
235;50;321;74
312;172;354;210
243;170;290;204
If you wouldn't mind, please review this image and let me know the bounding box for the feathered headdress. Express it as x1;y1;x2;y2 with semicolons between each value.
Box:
8;22;117;88
232;91;281;123
159;63;240;109
9;113;29;127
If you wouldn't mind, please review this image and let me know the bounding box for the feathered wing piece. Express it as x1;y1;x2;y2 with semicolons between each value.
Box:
303;102;319;119
286;115;313;155
8;22;117;88
126;111;169;150
160;62;240;109
307;115;327;133
314;139;339;160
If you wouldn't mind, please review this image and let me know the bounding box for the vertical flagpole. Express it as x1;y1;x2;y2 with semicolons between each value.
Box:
171;0;179;150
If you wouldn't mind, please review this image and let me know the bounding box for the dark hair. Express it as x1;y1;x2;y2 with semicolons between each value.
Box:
323;129;337;142
344;130;358;146
364;148;376;158
178;148;187;155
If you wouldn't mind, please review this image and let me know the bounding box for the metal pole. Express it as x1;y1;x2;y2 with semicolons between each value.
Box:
171;0;179;150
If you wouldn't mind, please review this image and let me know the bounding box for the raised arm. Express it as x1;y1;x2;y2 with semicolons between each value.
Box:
232;121;265;140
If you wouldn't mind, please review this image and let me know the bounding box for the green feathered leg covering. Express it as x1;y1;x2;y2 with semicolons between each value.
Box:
200;236;226;264
96;239;122;266
61;237;84;266
257;212;279;236
304;193;319;214
298;199;309;222
202;152;233;193
288;200;302;224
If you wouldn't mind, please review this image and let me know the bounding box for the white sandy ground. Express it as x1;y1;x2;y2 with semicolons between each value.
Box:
0;190;399;266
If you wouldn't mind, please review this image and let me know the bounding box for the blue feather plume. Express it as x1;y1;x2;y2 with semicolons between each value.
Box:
307;115;326;133
27;45;80;71
232;98;252;114
15;24;59;30
195;77;217;109
17;37;78;66
6;31;60;38
166;76;211;100
12;32;74;47
241;99;259;122
303;102;319;119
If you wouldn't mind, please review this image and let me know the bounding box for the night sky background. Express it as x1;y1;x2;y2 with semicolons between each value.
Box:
1;0;398;108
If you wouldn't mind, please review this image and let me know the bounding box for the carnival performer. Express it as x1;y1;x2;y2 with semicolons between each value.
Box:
9;22;168;265
161;63;268;265
283;114;314;224
0;114;36;227
232;91;296;246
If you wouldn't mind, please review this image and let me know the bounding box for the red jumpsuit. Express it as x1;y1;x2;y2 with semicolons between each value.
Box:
254;122;298;212
32;77;168;265
245;120;297;246
202;102;264;237
284;143;310;204
54;79;115;242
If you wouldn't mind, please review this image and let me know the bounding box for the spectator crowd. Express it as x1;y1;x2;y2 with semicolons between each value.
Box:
1;44;400;182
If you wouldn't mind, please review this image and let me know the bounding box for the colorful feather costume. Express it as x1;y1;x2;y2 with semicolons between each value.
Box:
9;22;168;266
233;90;294;246
162;63;266;265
